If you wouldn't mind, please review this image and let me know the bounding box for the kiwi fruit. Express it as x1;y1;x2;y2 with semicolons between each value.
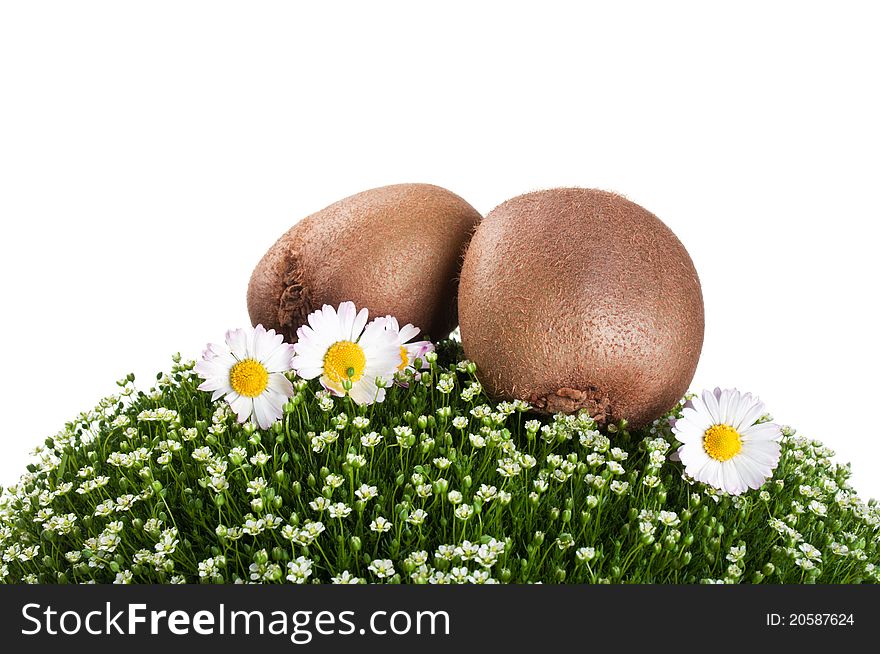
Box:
457;188;704;429
247;183;481;342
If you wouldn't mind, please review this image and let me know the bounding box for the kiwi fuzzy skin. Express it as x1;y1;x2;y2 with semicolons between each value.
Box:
458;188;704;429
247;183;482;343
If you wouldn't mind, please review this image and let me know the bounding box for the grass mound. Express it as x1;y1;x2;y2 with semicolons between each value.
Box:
1;342;877;583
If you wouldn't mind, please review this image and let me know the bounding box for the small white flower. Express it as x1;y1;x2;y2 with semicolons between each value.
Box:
198;556;225;579
799;543;822;561
250;452;270;466
228;447;247;464
114;494;138;512
361;431;383;448
497;458;521;478
406;509;427;526
319;430;338;446
298;520;325;544
454;504;474;520
468;433;486;448
192;446;213;463
114;570;133;584
286;556;314;584
274;522;300;541
433;457;451;470
144;518;163;533
795;557;816;571
292;302;400;405
65;551;82;564
368;559;395;579
370;516;392;533
642;475;662;488
317;394;335;412
451;541;474;561
352;416;370;430
831;542;850;556
555;533;575;550
576;547;596;563
324;473;344;488
610;480;629;495
673;388;782;495
208;475;229;493
476;484;498;502
355;484;378;501
406;551;430;567
436;545;457;561
473;548;497;569
247;477;268;495
436;377;455;394
448;566;470;583
610;447;629;462
726;545;746;563
332;570;363;584
155;528;179;555
328;502;352;519
195;325;295;429
461;383;482;402
658;510;680;527
309;496;331;512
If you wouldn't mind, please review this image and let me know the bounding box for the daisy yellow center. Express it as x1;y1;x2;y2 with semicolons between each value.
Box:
398;345;409;371
703;424;742;462
324;341;366;383
229;359;269;398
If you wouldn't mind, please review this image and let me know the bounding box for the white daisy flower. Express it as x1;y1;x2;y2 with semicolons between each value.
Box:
673;388;782;496
291;302;400;405
375;315;434;372
195;325;294;429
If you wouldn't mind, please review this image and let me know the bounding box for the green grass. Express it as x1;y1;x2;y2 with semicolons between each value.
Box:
1;341;877;584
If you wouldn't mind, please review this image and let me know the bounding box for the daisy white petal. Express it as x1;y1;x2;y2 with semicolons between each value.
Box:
397;323;420;343
733;395;765;431
252;397;275;430
700;388;722;424
225;327;249;360
267;373;294;397
740;422;782;442
227;393;253;423
351;306;370;341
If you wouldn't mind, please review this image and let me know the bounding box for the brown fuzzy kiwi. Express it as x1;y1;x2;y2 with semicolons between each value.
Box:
247;183;482;342
457;188;704;429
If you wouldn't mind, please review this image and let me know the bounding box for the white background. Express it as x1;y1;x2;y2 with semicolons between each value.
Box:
1;2;878;496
